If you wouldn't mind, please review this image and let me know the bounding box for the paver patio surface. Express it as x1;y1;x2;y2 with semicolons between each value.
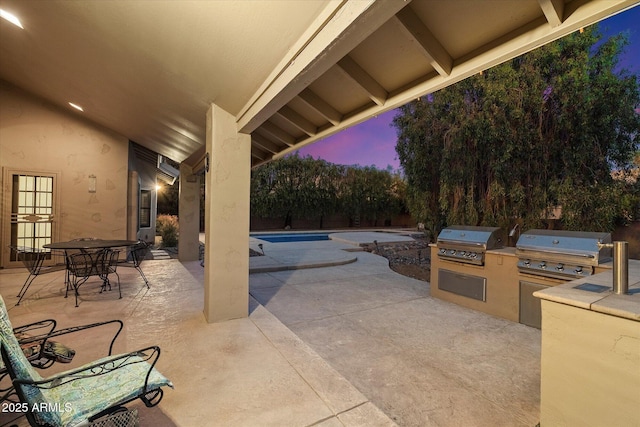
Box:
250;233;542;427
1;231;541;426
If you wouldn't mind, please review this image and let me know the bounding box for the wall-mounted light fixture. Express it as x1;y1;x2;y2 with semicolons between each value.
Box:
88;174;97;193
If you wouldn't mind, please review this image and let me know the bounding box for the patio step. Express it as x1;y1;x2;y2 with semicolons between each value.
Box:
149;249;171;260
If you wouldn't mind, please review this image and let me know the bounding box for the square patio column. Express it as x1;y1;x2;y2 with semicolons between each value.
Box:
178;163;200;262
203;104;251;322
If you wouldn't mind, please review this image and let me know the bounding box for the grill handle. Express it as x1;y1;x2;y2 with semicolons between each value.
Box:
516;247;596;259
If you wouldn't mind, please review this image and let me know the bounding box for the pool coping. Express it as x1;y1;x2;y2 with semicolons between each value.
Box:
249;251;358;274
247;231;416;274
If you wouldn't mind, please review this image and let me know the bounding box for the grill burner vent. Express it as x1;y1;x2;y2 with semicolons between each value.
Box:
436;226;503;265
516;229;612;280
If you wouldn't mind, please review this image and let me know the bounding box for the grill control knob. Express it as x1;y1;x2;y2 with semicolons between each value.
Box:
449;249;456;255
439;249;446;254
575;266;583;274
539;261;546;269
523;260;531;266
556;263;564;271
459;251;466;256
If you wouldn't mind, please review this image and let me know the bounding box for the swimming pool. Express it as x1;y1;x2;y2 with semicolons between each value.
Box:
251;232;330;243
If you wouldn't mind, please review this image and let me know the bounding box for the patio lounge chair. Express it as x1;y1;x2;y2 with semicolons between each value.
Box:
9;246;67;306
1;318;123;403
0;295;173;426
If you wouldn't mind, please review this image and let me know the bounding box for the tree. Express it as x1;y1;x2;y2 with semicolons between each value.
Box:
251;154;341;228
251;155;405;228
338;166;404;226
394;24;639;234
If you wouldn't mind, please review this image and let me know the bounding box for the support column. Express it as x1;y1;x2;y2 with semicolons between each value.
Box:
203;104;251;322
178;163;200;262
127;170;139;241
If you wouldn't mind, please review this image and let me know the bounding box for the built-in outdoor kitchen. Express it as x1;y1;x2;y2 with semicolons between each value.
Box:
430;225;640;426
430;225;615;328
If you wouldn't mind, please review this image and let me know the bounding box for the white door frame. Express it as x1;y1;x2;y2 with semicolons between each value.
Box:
1;168;61;268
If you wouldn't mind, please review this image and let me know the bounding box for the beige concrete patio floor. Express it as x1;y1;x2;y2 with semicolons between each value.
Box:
1;231;541;426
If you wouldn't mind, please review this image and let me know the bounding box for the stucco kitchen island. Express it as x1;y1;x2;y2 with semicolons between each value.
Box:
430;245;521;321
534;260;640;427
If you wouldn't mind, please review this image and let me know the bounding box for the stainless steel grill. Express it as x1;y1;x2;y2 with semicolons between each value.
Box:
516;229;612;280
436;226;503;266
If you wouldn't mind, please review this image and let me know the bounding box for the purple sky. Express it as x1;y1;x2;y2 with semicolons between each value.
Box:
293;7;639;171
294;109;400;170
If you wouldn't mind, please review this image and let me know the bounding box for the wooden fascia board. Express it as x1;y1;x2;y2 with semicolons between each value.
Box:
236;0;411;134
272;0;637;160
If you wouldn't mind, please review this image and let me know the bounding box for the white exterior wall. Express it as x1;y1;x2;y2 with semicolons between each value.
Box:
539;299;640;426
0;81;129;266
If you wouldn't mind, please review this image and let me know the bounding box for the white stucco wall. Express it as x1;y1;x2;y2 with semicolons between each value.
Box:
0;80;129;266
539;299;640;426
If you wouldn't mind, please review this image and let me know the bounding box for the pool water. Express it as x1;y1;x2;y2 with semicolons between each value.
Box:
251;233;330;243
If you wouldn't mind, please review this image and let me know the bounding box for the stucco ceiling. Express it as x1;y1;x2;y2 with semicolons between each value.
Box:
0;0;637;168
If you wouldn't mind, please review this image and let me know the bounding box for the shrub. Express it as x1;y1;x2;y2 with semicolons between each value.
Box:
156;214;179;247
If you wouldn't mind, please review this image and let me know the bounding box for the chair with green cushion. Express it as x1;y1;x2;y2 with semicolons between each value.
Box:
0;296;173;426
1;317;123;404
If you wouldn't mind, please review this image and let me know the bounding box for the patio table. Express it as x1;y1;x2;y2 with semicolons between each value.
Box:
43;240;138;306
44;239;138;251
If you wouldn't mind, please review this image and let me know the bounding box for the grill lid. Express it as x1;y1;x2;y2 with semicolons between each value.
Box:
437;226;503;250
515;229;612;266
436;226;503;265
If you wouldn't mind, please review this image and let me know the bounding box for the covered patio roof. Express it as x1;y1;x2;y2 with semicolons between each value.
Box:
1;0;637;168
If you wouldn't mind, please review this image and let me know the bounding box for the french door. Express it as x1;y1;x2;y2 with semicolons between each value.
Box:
2;169;60;268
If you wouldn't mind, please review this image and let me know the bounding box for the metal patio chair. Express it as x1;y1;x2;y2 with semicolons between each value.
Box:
9;246;67;306
97;249;121;299
0;295;172;426
119;241;150;288
65;252;96;307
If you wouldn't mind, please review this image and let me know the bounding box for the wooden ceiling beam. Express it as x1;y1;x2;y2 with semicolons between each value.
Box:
237;0;411;133
252;133;282;154
259;121;296;147
251;145;269;162
395;7;453;77
337;55;388;106
538;0;565;27
297;88;343;126
275;106;317;136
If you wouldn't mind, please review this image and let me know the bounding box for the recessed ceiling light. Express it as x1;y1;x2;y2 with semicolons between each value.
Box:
68;102;84;112
0;9;24;29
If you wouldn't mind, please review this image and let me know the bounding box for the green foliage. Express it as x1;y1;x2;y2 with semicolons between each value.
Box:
251;154;405;227
156;214;179;247
394;24;640;234
251;154;341;228
157;182;179;216
338;166;404;226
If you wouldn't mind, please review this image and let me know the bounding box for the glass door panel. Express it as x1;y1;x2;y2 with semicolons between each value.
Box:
8;173;57;264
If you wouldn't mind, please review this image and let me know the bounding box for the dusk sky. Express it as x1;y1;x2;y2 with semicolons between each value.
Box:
293;6;640;171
